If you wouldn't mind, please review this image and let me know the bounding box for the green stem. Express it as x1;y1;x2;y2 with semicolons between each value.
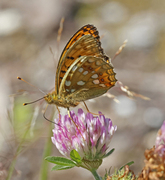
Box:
39;119;53;180
90;169;102;180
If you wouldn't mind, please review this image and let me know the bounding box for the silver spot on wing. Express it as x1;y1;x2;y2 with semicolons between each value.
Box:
78;68;83;73
91;74;98;78
93;79;100;85
99;84;106;87
71;89;75;93
77;81;86;86
65;80;71;86
83;71;88;75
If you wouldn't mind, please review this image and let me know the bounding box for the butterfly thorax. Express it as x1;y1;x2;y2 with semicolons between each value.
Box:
44;91;79;108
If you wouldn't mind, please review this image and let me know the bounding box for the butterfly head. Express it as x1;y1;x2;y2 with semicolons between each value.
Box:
44;91;58;105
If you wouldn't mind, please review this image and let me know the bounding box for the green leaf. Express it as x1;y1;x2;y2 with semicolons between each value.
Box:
119;161;134;171
51;165;74;171
45;156;76;167
102;148;115;159
70;149;82;163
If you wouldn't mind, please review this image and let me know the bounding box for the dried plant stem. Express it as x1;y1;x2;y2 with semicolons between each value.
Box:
6;123;30;180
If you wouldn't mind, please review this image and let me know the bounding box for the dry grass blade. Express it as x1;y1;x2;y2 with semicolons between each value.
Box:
111;39;128;61
103;93;120;103
117;81;150;100
57;17;65;44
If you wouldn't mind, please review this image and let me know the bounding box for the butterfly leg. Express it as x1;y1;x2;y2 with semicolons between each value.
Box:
67;107;77;127
83;101;90;112
43;104;61;126
83;101;103;116
67;108;85;141
56;105;62;123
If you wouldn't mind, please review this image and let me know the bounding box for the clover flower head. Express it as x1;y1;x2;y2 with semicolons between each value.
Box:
51;109;117;169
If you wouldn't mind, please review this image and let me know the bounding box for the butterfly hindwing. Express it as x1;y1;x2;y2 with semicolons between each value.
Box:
59;56;117;102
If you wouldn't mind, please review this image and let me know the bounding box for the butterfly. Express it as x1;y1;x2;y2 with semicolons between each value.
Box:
44;24;117;111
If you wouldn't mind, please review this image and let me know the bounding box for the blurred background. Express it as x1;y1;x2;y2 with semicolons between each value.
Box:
0;0;165;179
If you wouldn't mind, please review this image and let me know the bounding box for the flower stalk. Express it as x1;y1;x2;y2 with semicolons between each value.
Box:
90;169;102;180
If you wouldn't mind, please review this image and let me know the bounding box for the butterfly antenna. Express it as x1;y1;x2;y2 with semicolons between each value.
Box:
23;96;45;106
17;77;46;95
111;39;128;62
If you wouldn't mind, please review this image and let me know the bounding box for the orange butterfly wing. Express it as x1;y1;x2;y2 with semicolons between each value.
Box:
55;24;110;94
59;56;116;103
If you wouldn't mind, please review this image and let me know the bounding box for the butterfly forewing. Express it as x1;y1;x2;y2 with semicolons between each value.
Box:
55;24;110;94
59;56;117;102
58;25;99;60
